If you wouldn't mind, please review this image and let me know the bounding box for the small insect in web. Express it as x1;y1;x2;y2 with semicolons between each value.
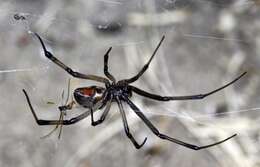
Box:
23;33;247;150
14;13;26;20
13;13;29;21
41;78;75;139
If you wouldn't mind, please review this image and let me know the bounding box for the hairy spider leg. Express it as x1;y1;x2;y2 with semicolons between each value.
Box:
23;89;92;125
124;35;165;84
104;47;116;83
116;97;147;149
91;98;112;126
33;33;109;85
130;72;247;101
124;96;236;150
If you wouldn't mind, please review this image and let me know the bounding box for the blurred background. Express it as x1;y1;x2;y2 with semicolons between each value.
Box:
0;0;259;167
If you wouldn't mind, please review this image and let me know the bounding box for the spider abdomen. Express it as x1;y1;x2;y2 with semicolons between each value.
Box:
74;86;105;108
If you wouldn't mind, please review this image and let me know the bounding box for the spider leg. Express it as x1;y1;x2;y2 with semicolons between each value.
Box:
104;47;116;83
40;111;64;139
91;98;112;126
116;97;147;149
33;33;109;84
130;72;247;101
23;89;91;125
124;96;236;150
123;36;165;84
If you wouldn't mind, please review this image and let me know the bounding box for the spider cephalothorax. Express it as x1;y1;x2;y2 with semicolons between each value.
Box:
23;33;246;150
109;82;133;98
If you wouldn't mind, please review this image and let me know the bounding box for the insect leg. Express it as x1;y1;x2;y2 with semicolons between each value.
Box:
23;89;90;125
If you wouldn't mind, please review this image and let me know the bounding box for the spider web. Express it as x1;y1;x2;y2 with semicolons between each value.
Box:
0;0;259;167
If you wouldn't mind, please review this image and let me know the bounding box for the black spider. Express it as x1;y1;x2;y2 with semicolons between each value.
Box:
23;33;247;150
